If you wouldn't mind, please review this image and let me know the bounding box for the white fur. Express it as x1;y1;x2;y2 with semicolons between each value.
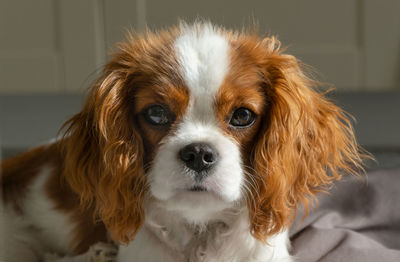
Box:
118;205;291;262
1;167;71;261
23;168;74;254
148;122;244;223
174;23;229;105
1;166;102;262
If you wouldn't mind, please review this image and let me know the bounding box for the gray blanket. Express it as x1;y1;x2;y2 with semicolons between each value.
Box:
290;168;400;261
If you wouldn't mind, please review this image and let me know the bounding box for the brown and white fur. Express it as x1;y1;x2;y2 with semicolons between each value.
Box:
1;22;363;262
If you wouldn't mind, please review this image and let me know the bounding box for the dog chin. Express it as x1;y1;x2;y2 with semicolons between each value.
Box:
155;189;236;224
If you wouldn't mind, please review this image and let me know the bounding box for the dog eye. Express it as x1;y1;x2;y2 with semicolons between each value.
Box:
143;105;171;126
229;108;256;127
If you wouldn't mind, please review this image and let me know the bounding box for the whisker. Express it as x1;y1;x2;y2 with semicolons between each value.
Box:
242;164;267;189
240;181;257;211
242;171;260;199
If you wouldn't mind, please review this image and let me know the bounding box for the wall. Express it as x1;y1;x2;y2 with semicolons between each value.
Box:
1;0;399;94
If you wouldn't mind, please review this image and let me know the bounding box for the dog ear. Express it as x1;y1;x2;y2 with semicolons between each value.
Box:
248;38;364;241
61;57;146;243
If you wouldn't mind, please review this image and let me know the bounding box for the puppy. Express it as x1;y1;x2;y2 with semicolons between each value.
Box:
1;22;363;262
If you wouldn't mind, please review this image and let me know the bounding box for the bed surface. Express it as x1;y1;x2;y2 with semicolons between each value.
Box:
290;167;400;261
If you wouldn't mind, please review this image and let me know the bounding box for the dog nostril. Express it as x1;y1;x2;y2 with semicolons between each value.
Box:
203;152;215;163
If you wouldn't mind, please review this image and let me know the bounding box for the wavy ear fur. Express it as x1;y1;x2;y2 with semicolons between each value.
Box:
60;28;181;243
61;54;146;243
249;38;364;241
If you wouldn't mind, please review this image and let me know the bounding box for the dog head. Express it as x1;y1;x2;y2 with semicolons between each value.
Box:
62;23;363;243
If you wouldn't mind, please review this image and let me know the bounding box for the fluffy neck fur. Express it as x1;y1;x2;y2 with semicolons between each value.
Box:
117;201;291;262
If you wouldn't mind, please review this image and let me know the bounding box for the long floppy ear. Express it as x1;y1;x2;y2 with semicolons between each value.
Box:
249;39;364;241
61;59;146;243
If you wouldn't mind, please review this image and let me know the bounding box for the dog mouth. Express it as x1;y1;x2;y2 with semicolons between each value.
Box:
188;185;208;192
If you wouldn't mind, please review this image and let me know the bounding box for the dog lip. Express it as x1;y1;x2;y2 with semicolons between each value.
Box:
188;185;208;192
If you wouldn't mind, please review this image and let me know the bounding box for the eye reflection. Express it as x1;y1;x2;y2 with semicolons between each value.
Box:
143;105;172;126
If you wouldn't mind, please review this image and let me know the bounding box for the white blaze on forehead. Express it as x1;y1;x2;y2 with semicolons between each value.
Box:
149;25;244;209
174;24;229;120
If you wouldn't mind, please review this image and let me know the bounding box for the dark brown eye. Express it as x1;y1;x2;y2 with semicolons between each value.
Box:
143;105;171;126
229;107;256;128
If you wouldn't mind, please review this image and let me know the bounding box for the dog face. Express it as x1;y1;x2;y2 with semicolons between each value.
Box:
62;23;362;243
144;26;265;223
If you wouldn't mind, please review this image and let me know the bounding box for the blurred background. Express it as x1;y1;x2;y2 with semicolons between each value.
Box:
1;0;399;168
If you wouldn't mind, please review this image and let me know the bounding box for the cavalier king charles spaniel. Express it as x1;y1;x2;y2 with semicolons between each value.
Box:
1;22;363;262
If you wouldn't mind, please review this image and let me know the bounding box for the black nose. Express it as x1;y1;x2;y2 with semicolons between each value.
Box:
179;143;218;173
